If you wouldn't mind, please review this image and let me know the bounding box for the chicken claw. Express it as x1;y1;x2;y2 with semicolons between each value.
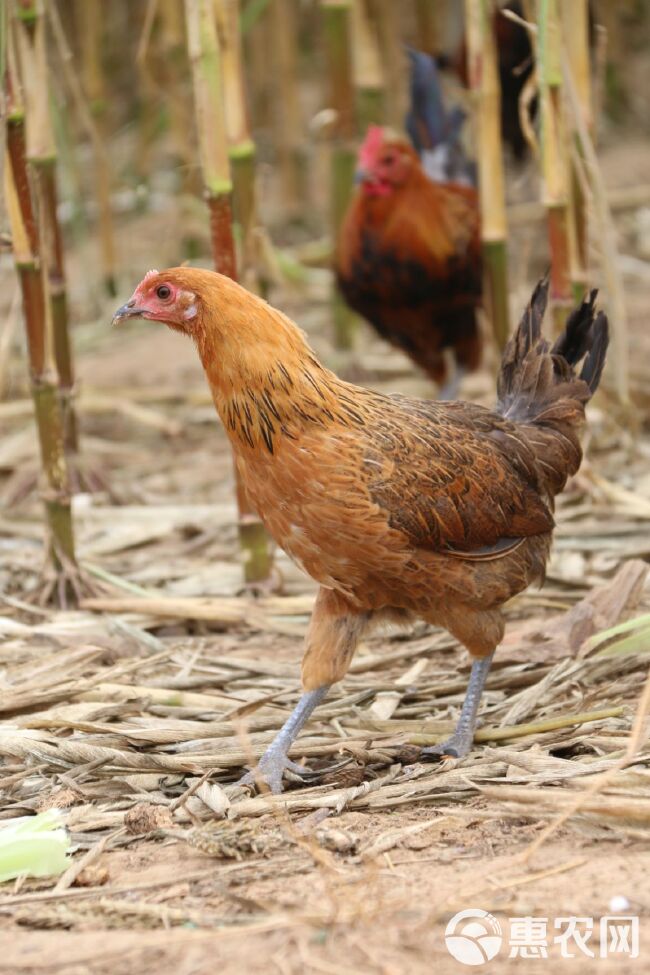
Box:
238;752;312;795
421;653;493;763
236;685;330;794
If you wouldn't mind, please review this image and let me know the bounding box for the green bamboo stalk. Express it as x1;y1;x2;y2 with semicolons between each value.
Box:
185;0;272;585
4;13;77;597
15;0;78;455
465;0;510;350
537;0;574;333
322;0;357;350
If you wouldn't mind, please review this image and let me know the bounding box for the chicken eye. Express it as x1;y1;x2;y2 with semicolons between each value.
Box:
156;285;171;300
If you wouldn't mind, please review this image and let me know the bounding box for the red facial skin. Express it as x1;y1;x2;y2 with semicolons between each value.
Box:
112;270;198;333
359;146;415;196
356;127;416;197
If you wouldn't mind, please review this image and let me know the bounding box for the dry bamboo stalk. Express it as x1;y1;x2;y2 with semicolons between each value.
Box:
322;0;357;350
184;0;272;584
74;0;117;295
464;0;510;349
269;0;307;216
351;0;385;128
4;3;77;596
537;0;574;333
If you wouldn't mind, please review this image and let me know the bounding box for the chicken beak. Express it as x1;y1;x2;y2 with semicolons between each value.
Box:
354;168;370;185
112;302;147;326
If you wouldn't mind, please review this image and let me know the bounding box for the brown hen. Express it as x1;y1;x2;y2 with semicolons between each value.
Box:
113;271;608;794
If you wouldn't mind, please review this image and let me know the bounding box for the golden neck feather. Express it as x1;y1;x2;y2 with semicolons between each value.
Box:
193;287;366;454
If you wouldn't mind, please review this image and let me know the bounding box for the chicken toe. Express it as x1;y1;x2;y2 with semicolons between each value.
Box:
237;685;330;794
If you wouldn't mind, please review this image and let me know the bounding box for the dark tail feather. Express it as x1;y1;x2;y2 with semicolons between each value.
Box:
405;48;475;186
406;48;446;152
552;291;609;394
497;275;609;421
496;277;610;497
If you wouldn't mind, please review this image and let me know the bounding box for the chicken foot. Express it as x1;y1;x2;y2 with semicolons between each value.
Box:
238;685;330;794
421;652;493;760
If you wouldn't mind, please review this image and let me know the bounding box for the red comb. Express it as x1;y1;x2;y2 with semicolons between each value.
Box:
142;269;160;283
359;126;384;169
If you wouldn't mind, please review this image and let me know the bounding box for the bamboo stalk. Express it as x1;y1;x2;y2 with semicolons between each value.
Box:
375;0;405;129
243;2;272;131
14;0;78;455
561;0;591;301
537;0;574;333
562;52;629;406
75;0;117;296
269;0;307;217
4;5;78;598
464;0;510;350
133;2;161;188
351;0;385;128
159;0;196;194
215;0;256;282
184;0;272;584
414;0;439;55
322;0;357;350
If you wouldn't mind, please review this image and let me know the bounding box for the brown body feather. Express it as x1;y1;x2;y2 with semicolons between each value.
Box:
336;143;482;385
131;269;607;691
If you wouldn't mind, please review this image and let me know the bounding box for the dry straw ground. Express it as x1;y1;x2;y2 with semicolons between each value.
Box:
1;138;650;973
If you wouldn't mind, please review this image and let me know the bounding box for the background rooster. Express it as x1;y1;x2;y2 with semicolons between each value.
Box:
114;270;608;794
336;52;481;398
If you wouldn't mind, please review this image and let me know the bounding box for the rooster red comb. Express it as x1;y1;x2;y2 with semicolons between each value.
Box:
358;126;385;169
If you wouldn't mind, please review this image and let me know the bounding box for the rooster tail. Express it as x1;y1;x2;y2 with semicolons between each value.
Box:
406;49;475;186
496;276;609;496
406;49;447;152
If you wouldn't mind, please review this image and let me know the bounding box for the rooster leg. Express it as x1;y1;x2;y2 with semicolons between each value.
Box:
237;685;330;794
421;653;493;760
438;364;466;401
